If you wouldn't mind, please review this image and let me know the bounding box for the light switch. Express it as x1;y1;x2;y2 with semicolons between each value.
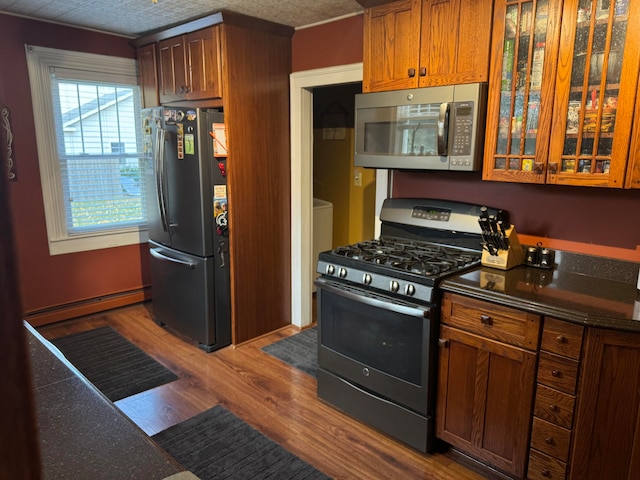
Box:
354;169;362;187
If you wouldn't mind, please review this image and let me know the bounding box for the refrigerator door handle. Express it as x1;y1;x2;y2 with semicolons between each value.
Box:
156;127;170;232
150;247;196;269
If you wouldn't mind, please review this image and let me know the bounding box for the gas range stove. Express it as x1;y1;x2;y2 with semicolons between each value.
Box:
316;198;497;304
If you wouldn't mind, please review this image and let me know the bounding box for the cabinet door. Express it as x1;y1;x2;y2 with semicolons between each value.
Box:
418;0;492;87
483;0;563;183
158;36;188;103
363;0;422;92
548;0;640;187
137;43;159;108
625;78;640;188
569;328;640;479
436;325;537;478
185;26;223;101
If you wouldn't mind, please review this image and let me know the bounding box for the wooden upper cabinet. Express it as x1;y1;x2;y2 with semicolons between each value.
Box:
363;0;492;92
363;0;421;92
184;26;223;101
137;43;159;108
483;0;564;184
547;0;640;188
157;26;222;103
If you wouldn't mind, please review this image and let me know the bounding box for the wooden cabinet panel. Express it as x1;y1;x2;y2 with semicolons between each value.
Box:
437;319;537;478
533;384;575;430
363;0;421;92
530;417;571;461
537;351;579;395
570;328;640;479
158;36;188;103
184;27;222;101
441;292;541;349
137;43;159;108
418;0;492;87
540;317;584;360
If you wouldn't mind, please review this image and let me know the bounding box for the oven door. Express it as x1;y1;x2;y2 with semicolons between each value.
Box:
315;277;436;416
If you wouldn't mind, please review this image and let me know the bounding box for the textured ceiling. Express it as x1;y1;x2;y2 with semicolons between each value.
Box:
0;0;364;37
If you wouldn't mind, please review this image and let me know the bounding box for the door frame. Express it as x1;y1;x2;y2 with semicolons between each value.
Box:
289;63;388;328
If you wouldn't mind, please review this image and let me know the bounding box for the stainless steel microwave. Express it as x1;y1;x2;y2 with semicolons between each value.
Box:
354;83;487;171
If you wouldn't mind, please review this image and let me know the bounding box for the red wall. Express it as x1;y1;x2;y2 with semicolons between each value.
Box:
0;13;150;316
292;15;364;72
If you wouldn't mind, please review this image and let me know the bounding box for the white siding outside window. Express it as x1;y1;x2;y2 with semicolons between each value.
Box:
26;45;148;255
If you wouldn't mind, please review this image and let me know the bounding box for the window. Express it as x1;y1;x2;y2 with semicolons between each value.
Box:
26;45;148;255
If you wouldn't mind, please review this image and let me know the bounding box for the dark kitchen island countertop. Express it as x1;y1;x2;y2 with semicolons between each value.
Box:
26;323;186;480
440;249;640;332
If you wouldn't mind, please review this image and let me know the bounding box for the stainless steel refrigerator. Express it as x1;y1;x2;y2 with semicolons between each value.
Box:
141;106;230;352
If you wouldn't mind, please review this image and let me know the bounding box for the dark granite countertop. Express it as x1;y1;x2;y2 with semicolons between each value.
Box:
440;250;640;332
26;323;184;480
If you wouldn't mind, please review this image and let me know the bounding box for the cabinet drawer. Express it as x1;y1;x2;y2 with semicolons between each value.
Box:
530;417;571;461
541;318;584;360
527;448;567;480
533;384;575;429
537;352;579;395
441;293;541;350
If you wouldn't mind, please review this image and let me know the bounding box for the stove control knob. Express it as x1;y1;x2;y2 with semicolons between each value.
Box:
390;280;400;293
363;274;372;285
339;268;347;279
405;284;416;296
326;264;335;275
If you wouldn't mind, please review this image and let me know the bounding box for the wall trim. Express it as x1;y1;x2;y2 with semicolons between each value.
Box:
25;287;151;327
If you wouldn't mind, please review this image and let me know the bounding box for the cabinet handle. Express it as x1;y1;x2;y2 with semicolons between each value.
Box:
556;335;566;343
419;67;427;77
408;68;416;78
480;315;493;326
438;338;449;347
541;469;551;478
551;369;561;377
545;437;555;445
534;162;544;174
549;404;558;411
548;162;558;174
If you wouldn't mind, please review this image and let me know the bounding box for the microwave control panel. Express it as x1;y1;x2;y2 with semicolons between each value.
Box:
450;102;473;156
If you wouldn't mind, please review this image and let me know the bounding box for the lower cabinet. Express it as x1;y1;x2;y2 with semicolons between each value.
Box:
438;293;640;480
568;328;640;480
437;293;540;478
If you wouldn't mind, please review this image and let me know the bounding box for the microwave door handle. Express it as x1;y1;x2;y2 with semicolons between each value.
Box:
315;278;428;319
437;102;450;156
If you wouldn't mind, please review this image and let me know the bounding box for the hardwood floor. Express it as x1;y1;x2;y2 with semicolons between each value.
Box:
37;302;494;480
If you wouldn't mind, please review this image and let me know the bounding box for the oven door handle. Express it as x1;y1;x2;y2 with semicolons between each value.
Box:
316;278;429;319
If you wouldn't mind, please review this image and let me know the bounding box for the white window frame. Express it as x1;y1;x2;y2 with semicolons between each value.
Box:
26;44;148;256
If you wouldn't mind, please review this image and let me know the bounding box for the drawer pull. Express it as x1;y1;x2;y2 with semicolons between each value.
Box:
549;404;558;411
480;315;493;326
438;338;449;347
556;335;566;343
551;369;561;377
541;469;551;478
545;437;555;445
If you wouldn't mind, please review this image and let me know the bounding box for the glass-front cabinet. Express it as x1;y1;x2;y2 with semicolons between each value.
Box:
483;0;564;183
484;0;640;188
548;0;640;187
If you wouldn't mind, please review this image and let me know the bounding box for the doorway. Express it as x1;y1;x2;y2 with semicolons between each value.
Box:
290;63;388;328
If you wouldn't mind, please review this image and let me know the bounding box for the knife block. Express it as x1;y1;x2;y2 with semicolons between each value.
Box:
481;225;525;270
